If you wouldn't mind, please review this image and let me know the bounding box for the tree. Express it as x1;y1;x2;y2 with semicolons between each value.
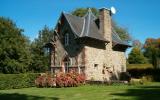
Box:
0;17;31;73
143;38;160;68
71;8;131;42
112;21;131;42
132;40;143;49
72;8;99;17
29;26;54;72
128;47;148;64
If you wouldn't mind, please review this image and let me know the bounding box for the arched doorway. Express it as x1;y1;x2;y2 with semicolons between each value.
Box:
62;56;70;73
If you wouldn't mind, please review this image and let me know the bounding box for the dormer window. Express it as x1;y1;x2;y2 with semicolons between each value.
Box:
64;33;69;46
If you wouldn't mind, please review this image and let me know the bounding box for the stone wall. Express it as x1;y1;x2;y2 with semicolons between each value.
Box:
84;45;127;81
84;8;127;81
51;15;85;73
85;45;105;81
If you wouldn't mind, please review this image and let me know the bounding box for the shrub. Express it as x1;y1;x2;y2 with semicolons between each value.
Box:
127;64;153;70
0;73;39;90
129;78;143;85
35;72;85;88
35;74;56;88
55;72;85;87
127;68;160;82
120;72;131;82
141;75;153;82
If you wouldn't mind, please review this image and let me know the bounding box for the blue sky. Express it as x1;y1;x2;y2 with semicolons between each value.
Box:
0;0;160;44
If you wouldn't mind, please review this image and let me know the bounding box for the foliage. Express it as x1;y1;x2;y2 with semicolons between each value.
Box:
129;78;144;85
112;21;131;42
29;26;54;72
0;73;39;90
143;38;160;69
127;64;153;70
35;72;85;88
128;68;160;81
72;8;131;42
132;40;143;49
129;77;153;85
35;73;56;87
120;72;131;82
0;17;31;73
72;8;99;17
128;47;148;64
56;72;85;87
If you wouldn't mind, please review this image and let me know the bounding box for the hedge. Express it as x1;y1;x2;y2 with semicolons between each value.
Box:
0;73;39;90
127;64;153;70
127;68;160;82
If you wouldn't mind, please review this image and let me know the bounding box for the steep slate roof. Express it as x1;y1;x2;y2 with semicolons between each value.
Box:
58;9;130;47
112;29;131;47
62;9;108;42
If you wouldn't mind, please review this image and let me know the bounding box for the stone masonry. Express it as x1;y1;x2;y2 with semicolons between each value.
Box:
84;8;126;81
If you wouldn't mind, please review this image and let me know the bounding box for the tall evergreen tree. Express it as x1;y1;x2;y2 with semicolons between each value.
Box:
143;38;160;68
0;17;31;73
128;47;148;64
29;26;54;72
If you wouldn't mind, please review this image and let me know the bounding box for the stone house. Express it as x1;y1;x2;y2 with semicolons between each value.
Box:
46;8;131;81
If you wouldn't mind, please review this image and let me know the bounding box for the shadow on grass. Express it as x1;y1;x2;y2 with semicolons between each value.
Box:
111;85;160;100
0;93;59;100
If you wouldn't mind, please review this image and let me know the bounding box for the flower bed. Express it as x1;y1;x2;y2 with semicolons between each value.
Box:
35;72;85;88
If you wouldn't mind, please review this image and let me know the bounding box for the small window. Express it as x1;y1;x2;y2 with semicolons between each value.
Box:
94;64;98;69
64;33;69;46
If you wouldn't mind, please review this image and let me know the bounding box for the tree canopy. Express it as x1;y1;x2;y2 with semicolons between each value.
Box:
128;47;148;64
29;26;54;72
143;38;160;68
0;17;31;73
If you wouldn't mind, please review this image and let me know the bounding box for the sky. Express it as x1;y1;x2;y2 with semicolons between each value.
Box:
0;0;160;44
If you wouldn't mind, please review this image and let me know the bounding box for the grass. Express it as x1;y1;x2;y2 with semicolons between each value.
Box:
0;82;160;100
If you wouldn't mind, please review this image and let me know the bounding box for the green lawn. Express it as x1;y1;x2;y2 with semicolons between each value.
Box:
0;82;160;100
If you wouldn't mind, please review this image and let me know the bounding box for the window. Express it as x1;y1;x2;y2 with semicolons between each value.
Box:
64;33;69;46
94;64;98;69
63;56;71;73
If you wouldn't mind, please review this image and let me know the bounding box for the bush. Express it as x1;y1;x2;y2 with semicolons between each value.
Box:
56;72;85;87
35;74;56;88
120;72;131;82
127;68;160;82
35;72;85;88
0;73;39;90
141;75;154;82
129;78;143;85
127;64;153;70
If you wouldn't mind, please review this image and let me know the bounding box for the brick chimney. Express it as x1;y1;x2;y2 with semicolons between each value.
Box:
99;8;112;43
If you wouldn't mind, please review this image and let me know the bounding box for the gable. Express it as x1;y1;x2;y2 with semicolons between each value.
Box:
54;14;84;57
52;10;131;52
54;11;108;43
